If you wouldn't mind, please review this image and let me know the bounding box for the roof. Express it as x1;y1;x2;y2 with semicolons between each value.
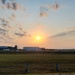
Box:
0;46;8;48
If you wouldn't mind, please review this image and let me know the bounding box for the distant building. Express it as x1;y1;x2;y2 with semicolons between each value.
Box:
0;45;18;51
0;46;9;51
23;47;41;51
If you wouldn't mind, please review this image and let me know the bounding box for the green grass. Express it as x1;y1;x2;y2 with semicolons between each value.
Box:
0;53;75;63
2;72;75;75
0;53;75;74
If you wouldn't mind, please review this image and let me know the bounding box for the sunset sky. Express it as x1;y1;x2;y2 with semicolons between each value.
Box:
0;0;75;49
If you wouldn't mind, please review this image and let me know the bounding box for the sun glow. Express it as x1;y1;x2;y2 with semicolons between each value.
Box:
31;31;47;44
35;36;41;41
33;35;44;43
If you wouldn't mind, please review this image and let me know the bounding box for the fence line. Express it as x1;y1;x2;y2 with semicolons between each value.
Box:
0;63;75;74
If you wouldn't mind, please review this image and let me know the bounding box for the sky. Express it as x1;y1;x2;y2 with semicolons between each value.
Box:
0;0;75;49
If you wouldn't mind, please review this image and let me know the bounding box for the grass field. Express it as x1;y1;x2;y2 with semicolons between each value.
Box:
0;52;75;74
2;73;75;75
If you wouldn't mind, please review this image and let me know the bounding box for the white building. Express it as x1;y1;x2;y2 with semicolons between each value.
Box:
23;47;41;51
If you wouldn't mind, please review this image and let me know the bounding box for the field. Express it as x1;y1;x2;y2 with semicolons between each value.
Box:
0;52;75;74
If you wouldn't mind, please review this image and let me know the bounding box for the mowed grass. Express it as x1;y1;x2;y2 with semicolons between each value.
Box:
0;53;75;74
0;53;75;63
0;53;75;65
3;73;75;75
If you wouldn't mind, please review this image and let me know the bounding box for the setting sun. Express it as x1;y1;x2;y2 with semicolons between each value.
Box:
34;35;45;43
35;36;41;41
31;34;44;44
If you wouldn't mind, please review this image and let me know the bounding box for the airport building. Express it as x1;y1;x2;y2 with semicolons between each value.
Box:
23;47;41;51
0;45;17;51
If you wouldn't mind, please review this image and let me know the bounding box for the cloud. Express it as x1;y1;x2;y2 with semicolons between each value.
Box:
40;10;48;17
0;0;24;10
15;30;31;37
15;32;26;37
0;28;7;35
11;2;17;10
0;35;14;43
0;28;14;43
40;5;49;17
18;27;26;34
19;27;23;31
51;2;60;10
51;33;67;38
1;0;6;4
11;2;22;10
40;2;61;17
0;0;30;44
4;34;13;40
40;7;48;17
6;2;22;10
0;27;14;43
51;29;75;38
6;3;12;9
0;18;7;27
0;18;11;28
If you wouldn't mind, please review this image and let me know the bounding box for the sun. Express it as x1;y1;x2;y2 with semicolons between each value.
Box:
35;36;41;41
31;33;45;44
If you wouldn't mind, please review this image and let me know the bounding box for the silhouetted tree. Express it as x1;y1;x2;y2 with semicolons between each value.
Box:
14;45;17;50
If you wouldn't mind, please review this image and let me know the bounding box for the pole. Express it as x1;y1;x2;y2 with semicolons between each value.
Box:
24;63;28;73
56;63;59;72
